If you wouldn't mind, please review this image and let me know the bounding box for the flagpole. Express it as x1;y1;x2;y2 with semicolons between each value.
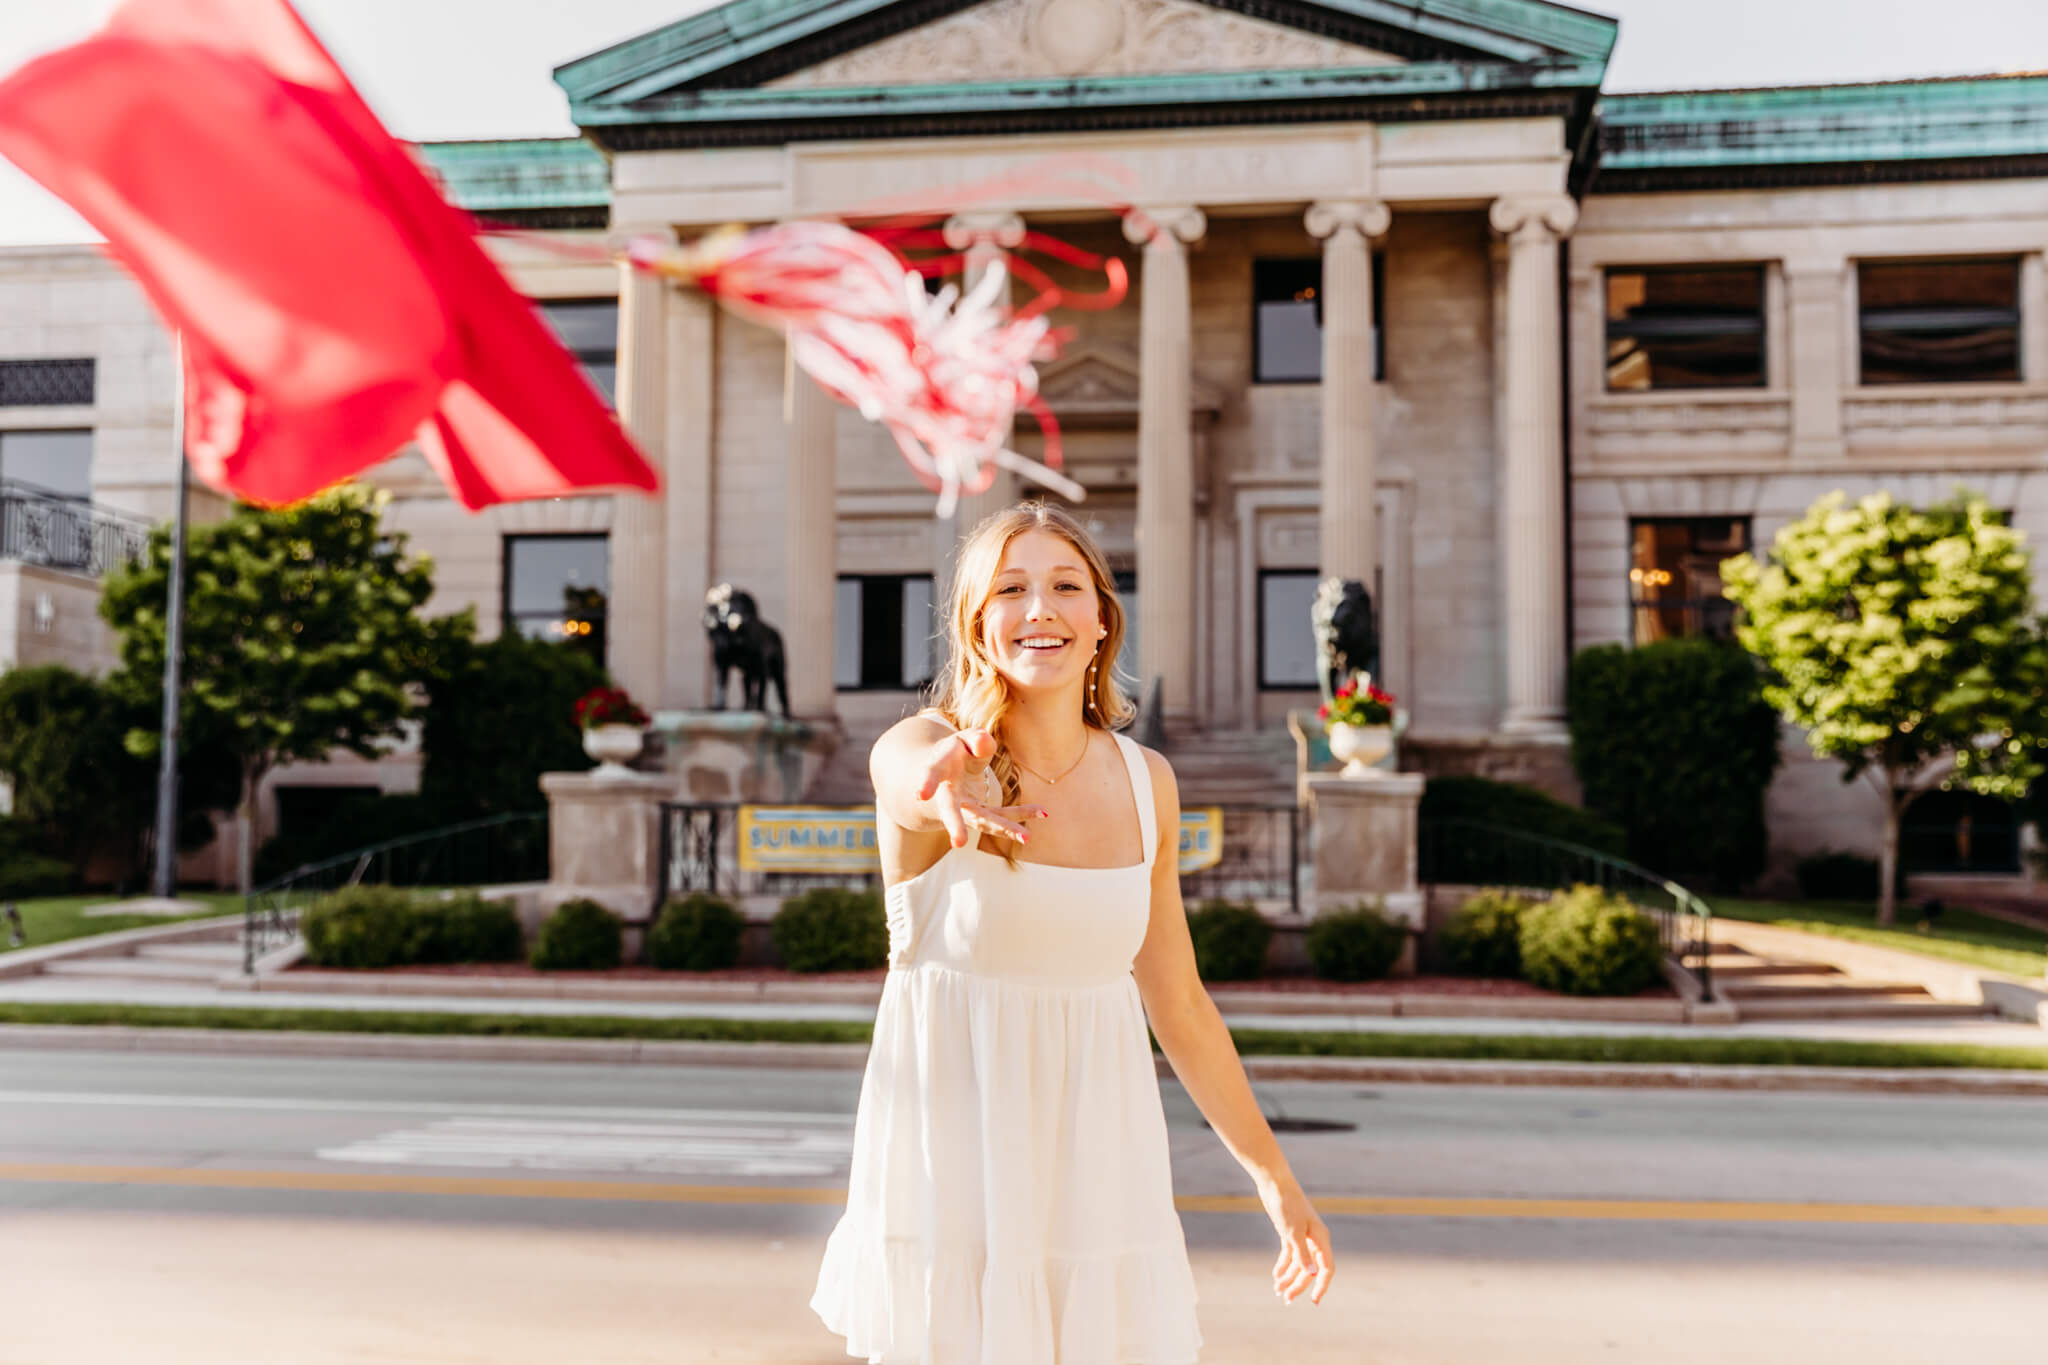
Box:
150;333;189;900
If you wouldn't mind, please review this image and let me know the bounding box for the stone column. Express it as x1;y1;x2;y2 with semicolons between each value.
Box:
1306;200;1391;590
1123;205;1206;731
2022;253;2048;385
1489;195;1577;737
785;361;838;720
663;286;717;710
1785;254;1848;461
609;247;671;709
938;212;1027;594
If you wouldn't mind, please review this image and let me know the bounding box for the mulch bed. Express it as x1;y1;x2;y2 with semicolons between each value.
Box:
285;961;1671;999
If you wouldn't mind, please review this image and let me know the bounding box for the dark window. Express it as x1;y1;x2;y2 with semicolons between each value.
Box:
836;574;936;691
1253;256;1385;384
0;358;94;407
536;299;619;405
0;429;92;501
503;534;608;664
1629;517;1750;644
1605;267;1765;391
1257;571;1321;689
1858;258;2020;385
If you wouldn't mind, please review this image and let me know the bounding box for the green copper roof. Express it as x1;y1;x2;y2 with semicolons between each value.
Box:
416;138;610;213
1601;75;2048;173
556;0;1617;112
572;58;1607;135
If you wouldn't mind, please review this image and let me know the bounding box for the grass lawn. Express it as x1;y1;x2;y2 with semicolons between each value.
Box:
0;1003;2045;1071
2;893;244;955
1712;898;2048;978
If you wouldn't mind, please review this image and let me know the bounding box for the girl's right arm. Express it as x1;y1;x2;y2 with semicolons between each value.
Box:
869;714;1038;848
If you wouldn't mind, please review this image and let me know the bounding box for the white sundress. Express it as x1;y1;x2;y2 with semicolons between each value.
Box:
811;731;1202;1365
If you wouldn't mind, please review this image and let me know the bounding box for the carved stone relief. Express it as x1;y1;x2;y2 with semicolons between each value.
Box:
770;0;1402;90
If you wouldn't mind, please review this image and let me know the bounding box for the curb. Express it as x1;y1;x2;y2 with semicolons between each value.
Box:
240;971;1731;1024
5;1024;2047;1095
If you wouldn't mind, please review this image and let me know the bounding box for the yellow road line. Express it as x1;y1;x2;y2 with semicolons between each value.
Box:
3;1164;2046;1226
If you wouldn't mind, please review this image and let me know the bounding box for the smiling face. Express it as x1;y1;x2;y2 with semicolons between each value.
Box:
979;528;1108;695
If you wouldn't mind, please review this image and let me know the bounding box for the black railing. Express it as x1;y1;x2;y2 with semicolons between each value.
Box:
1419;817;1715;998
0;480;151;578
1181;805;1303;917
656;801;1303;916
241;811;548;972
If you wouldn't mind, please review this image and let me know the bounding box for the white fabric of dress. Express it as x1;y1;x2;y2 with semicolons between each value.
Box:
811;731;1202;1365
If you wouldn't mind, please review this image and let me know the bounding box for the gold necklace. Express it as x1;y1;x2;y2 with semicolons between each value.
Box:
1010;730;1091;786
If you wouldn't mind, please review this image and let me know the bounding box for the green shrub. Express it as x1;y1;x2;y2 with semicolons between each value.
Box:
1517;885;1665;997
1185;900;1272;981
0;848;72;900
647;893;746;971
424;893;523;964
1418;777;1627;887
1440;889;1534;978
255;793;442;886
301;886;434;969
772;888;888;973
1569;640;1783;891
529;898;624;971
1303;901;1408;982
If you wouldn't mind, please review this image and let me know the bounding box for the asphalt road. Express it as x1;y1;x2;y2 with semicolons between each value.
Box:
1;1048;2043;1364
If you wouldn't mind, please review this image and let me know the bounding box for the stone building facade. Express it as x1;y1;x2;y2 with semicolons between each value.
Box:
3;0;2046;881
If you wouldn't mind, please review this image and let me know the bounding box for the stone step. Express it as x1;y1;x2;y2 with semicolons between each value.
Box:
135;943;244;964
40;956;225;982
1701;959;1843;980
1716;979;1933;1001
1731;996;1993;1022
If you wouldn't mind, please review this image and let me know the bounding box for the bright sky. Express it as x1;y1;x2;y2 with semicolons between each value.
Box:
3;0;2047;245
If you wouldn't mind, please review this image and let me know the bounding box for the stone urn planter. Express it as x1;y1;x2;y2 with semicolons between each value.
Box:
582;723;645;778
1326;721;1393;777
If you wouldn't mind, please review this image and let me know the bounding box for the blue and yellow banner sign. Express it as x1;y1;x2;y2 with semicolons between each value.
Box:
738;806;881;874
1178;808;1223;874
735;804;1227;875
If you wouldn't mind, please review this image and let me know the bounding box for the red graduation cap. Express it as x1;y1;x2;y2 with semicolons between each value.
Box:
0;0;658;510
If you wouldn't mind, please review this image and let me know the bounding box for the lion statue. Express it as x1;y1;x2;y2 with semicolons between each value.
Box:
1311;576;1378;703
703;584;790;716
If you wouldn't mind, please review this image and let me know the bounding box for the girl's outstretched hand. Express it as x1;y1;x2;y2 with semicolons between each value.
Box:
915;727;1046;849
1260;1177;1334;1306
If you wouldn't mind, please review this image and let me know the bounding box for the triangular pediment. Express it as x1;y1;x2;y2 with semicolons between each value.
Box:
769;0;1402;91
1032;340;1223;426
558;1;1616;111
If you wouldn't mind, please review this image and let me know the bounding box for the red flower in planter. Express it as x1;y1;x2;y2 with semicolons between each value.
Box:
574;686;649;730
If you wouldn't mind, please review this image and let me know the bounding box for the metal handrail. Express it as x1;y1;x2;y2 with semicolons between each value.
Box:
1420;816;1716;999
240;810;547;972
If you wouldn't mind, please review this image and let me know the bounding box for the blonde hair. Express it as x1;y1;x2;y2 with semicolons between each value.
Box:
925;502;1135;839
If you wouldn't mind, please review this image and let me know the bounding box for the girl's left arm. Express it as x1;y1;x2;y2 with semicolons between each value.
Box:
1130;748;1335;1307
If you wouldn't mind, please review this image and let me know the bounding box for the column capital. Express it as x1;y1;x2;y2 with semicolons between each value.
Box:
1489;194;1578;244
941;211;1027;251
1305;199;1390;241
1123;205;1206;249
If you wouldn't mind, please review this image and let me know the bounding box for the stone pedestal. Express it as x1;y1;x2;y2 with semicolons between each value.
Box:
1306;771;1425;970
652;710;843;803
537;770;673;927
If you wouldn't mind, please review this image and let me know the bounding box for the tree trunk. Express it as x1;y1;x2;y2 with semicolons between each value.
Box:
1876;785;1908;928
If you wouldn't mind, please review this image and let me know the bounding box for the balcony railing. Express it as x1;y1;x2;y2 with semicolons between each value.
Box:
0;479;151;578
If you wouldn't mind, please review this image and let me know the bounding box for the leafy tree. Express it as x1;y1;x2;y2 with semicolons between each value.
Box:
1568;639;1782;891
0;664;232;883
420;628;602;819
1721;490;2048;924
100;486;440;892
